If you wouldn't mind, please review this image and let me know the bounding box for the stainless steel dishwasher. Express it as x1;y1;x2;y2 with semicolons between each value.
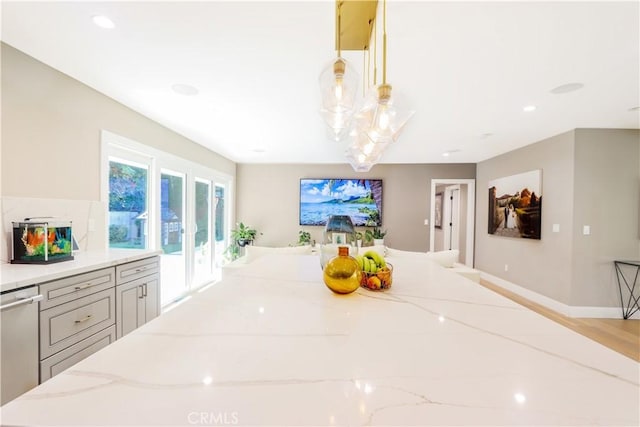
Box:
1;284;43;406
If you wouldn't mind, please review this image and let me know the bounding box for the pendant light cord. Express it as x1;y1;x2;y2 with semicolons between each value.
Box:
373;16;377;86
382;0;387;85
337;1;342;57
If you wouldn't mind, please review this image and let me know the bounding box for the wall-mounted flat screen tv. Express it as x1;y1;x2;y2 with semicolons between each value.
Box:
299;179;382;226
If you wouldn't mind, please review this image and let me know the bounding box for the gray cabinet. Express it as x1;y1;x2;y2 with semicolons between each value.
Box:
38;267;116;381
115;256;160;339
40;325;116;382
36;255;161;383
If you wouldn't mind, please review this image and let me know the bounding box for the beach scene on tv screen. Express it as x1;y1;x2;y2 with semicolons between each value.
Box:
300;179;382;226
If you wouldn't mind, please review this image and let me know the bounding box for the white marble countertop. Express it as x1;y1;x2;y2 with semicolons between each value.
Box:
0;249;161;292
1;254;638;426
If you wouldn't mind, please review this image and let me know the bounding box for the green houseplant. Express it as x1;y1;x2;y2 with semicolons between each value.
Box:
355;231;364;247
297;230;312;246
231;222;259;247
365;227;387;245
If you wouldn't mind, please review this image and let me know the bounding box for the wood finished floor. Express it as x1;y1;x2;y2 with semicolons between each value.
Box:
479;279;640;362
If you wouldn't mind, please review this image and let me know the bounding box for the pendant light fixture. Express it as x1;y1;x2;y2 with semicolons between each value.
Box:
319;1;360;141
345;126;386;172
360;0;414;145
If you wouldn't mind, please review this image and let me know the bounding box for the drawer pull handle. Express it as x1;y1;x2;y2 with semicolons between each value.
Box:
75;283;92;290
135;267;147;273
75;315;93;324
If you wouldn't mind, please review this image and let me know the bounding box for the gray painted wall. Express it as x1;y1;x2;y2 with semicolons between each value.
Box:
570;129;640;307
1;43;236;199
476;129;640;308
236;163;476;252
476;131;575;304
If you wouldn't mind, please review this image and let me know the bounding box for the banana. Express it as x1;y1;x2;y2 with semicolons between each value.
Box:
364;257;372;273
363;250;386;268
355;255;364;270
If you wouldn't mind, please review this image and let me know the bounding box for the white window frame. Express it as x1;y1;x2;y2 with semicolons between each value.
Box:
101;130;234;296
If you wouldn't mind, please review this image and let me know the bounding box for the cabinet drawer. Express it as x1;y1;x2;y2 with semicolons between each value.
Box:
39;268;115;310
116;257;160;284
40;326;116;382
40;288;115;359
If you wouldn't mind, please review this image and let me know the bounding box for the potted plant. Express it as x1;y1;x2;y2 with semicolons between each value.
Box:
297;230;312;246
365;227;387;246
231;222;259;247
222;243;241;263
355;231;363;248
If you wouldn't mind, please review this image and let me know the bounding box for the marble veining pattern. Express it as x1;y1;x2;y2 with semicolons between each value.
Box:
1;254;638;426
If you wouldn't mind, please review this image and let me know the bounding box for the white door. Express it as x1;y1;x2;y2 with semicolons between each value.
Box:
160;169;187;305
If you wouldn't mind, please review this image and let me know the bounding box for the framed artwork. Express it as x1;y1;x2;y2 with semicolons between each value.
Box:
299;179;382;226
434;192;443;229
488;169;542;239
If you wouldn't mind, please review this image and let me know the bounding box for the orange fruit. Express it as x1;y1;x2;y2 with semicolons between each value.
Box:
367;276;382;290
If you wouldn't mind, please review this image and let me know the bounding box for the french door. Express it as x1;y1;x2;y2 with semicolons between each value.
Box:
193;179;213;287
193;180;229;285
160;169;187;305
104;131;232;308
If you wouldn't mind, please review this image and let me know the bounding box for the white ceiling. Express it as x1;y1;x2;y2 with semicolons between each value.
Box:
2;1;639;164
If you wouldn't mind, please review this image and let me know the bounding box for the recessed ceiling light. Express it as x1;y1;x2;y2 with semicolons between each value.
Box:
629;106;640;112
550;82;584;94
442;149;460;157
523;105;536;112
92;15;115;29
171;84;199;96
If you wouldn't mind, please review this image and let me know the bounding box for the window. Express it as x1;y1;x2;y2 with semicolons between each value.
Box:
108;159;149;249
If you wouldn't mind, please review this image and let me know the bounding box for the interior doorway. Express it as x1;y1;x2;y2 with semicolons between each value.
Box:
443;186;460;251
429;179;475;267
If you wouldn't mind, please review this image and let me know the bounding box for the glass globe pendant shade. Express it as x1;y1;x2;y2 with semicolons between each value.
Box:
319;58;359;114
319;109;351;142
344;126;387;172
361;84;415;145
319;57;359;139
345;147;378;173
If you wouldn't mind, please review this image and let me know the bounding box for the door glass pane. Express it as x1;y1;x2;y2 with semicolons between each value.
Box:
160;172;186;305
214;184;226;272
193;180;212;286
108;160;148;249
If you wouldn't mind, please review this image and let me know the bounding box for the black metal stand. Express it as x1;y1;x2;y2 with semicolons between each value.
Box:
614;260;640;319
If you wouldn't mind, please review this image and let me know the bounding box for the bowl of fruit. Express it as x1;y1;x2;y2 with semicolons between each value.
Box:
355;250;393;291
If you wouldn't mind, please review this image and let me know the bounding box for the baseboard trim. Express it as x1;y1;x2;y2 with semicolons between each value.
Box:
479;272;638;319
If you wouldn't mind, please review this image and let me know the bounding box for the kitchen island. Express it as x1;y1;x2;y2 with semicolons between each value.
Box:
1;253;638;426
